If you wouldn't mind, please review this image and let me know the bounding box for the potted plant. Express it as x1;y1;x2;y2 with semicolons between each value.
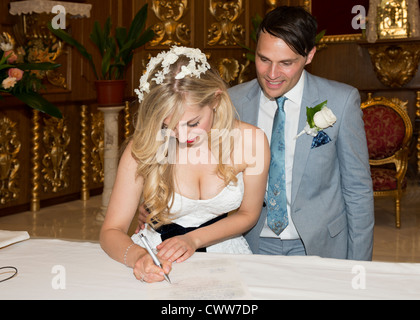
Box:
48;4;154;105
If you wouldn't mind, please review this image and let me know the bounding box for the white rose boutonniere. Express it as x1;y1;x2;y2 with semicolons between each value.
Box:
295;100;337;149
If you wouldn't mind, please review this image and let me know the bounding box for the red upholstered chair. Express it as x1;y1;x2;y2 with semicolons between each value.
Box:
361;96;413;228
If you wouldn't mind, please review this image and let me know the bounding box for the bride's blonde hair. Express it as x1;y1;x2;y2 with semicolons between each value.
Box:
131;50;238;227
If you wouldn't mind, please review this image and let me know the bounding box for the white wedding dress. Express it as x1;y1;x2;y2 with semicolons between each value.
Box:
131;172;252;254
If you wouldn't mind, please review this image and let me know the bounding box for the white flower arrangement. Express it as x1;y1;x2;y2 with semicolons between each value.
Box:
134;46;211;103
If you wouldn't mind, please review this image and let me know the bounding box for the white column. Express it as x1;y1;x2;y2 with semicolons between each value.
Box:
98;106;124;216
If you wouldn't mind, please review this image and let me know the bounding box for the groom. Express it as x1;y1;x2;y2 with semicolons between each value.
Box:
229;6;374;260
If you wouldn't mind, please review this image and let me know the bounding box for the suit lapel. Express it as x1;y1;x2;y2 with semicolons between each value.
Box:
240;80;261;126
291;72;322;205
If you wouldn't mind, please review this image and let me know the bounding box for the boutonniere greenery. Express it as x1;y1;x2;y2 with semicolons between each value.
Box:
295;100;337;148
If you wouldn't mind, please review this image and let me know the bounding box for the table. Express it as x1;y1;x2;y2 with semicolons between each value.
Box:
1;239;419;300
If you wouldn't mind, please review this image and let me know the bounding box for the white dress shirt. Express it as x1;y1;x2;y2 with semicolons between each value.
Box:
258;71;305;240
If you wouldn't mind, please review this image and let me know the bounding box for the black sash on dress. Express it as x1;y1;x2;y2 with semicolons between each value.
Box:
155;213;228;252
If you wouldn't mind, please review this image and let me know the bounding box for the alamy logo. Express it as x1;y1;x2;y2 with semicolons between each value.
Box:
51;5;66;30
352;5;367;30
51;265;66;290
351;265;366;290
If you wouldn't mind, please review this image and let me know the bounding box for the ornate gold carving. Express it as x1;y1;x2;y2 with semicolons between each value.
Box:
217;57;240;83
416;91;420;174
81;105;90;201
320;34;363;44
42;117;70;193
266;0;277;12
377;0;409;39
208;0;245;46
150;0;190;46
208;53;252;84
238;58;253;84
91;111;104;184
124;101;132;140
0;116;21;205
31;110;41;212
266;0;311;13
303;0;311;13
19;15;67;88
367;44;420;88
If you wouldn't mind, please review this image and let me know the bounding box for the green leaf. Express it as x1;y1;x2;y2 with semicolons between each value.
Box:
252;13;263;31
104;17;112;40
127;4;148;42
0;63;14;71
306;100;327;128
101;48;113;79
315;29;326;44
132;28;154;50
245;53;255;62
14;91;62;118
16;62;61;71
115;27;128;49
117;38;135;58
0;52;12;66
251;14;263;43
48;22;99;80
90;21;105;55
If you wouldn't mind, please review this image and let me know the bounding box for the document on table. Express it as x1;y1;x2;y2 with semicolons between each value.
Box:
0;230;30;248
146;257;252;300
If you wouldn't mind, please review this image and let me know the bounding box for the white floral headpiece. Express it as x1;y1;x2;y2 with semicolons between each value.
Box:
134;46;211;103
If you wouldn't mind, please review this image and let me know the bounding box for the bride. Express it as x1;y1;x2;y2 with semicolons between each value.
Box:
100;46;269;283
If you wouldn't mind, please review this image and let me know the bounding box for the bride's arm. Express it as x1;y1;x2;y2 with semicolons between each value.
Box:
157;123;270;262
99;142;171;282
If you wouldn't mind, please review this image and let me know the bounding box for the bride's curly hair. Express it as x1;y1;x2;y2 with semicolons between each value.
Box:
131;55;238;228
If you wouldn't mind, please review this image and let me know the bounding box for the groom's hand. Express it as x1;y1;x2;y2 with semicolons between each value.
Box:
135;204;149;233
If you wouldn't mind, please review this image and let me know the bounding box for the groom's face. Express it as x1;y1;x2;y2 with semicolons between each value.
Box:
255;32;316;100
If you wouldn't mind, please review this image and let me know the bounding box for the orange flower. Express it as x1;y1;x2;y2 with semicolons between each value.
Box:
8;68;24;81
4;50;17;64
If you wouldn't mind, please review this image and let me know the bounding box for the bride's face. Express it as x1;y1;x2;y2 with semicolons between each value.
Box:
163;96;215;146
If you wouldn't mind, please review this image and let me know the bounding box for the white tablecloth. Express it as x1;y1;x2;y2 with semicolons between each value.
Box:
1;239;419;300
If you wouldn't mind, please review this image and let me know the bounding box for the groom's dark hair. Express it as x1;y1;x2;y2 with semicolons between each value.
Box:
257;6;318;57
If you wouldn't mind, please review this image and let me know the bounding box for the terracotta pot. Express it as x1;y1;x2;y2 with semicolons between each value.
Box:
94;80;127;106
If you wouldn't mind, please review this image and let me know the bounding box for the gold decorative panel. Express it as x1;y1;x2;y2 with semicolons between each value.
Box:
368;43;420;88
91;111;104;184
0;117;21;205
217;57;240;82
80;105;90;201
150;0;191;47
417;91;420;174
377;0;409;39
13;14;68;89
31;110;41;212
207;0;245;47
42;117;70;193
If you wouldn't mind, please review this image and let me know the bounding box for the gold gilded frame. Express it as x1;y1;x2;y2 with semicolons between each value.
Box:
308;0;364;44
267;0;363;43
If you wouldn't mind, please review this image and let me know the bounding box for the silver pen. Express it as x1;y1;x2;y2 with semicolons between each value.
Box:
139;233;171;284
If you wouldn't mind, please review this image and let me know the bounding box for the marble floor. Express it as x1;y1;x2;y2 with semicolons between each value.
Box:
0;182;419;263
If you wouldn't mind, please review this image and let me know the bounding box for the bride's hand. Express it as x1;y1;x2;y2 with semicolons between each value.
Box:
133;252;172;283
156;234;197;263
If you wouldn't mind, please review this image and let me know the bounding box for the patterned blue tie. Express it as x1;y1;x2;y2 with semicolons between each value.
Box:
267;96;288;235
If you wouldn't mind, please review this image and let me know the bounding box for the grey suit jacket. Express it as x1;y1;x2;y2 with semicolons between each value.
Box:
229;72;374;261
